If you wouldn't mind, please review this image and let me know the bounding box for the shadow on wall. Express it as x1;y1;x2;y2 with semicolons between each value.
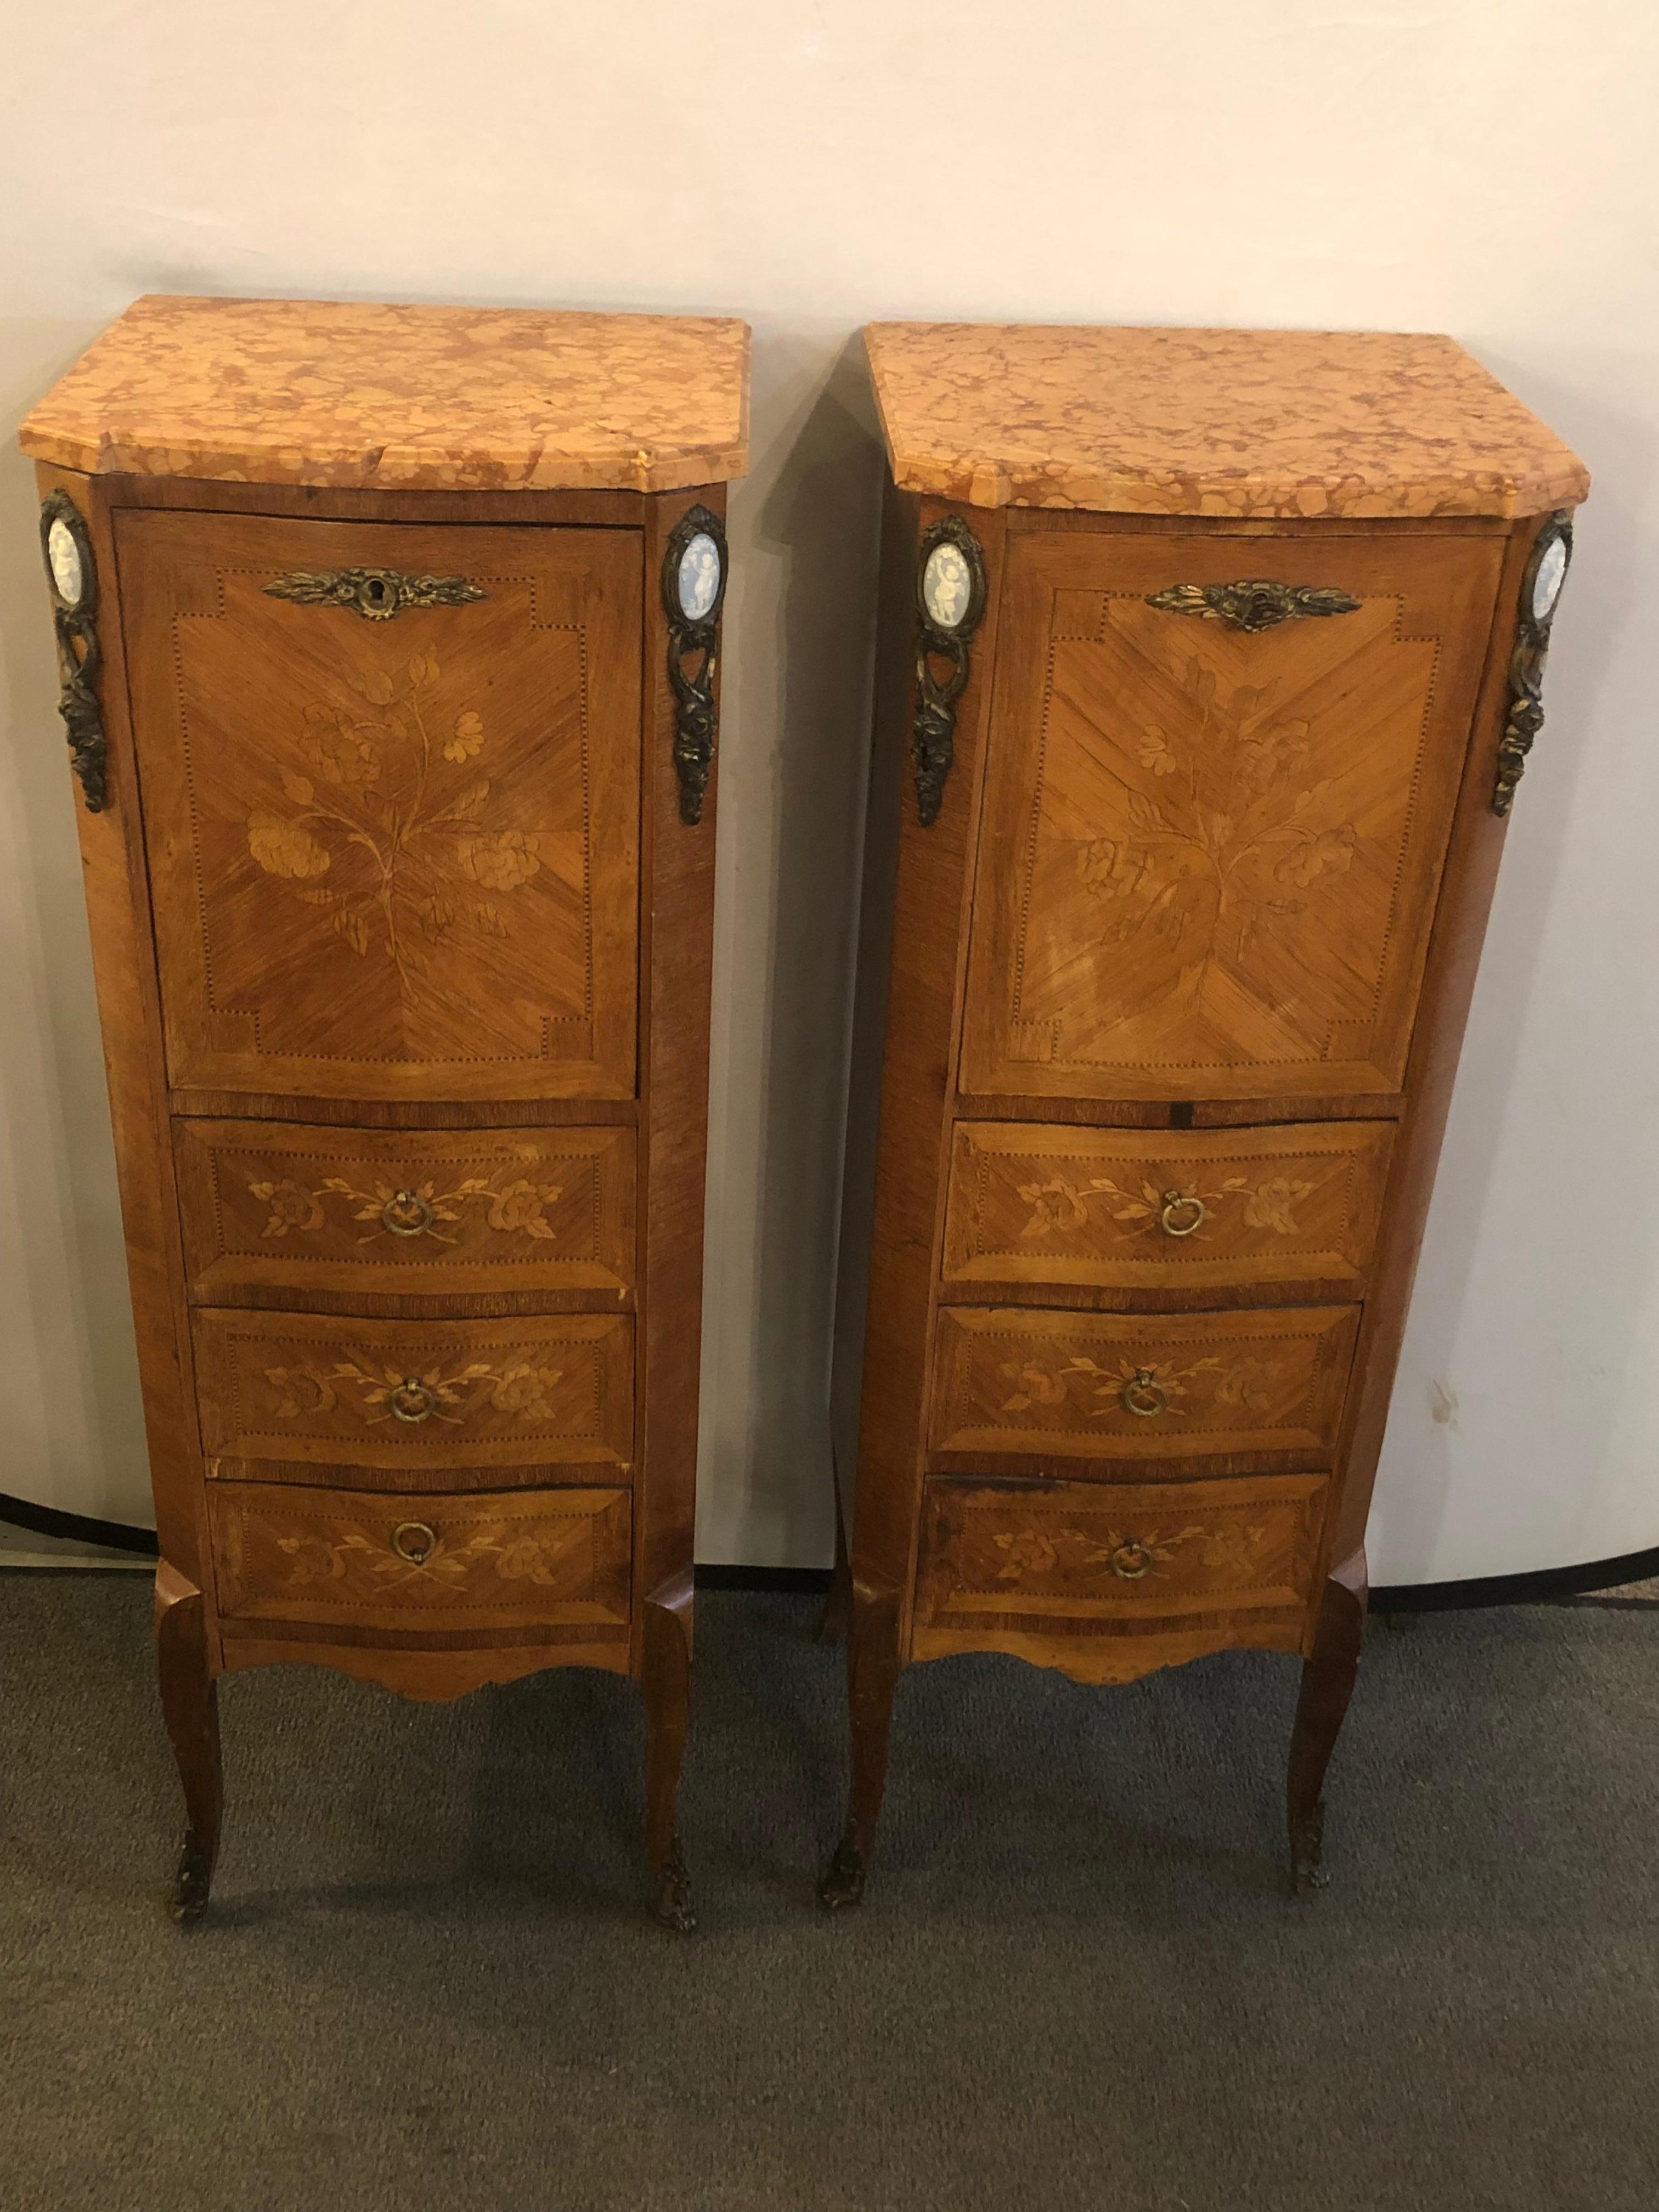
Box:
707;331;885;1565
0;328;152;1524
1371;352;1657;1578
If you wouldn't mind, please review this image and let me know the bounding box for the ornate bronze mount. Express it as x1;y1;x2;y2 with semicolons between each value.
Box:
1493;511;1573;817
817;1827;867;1911
38;491;107;812
913;515;988;825
1146;580;1362;633
1109;1540;1155;1581
264;567;487;621
662;503;727;826
168;1831;213;1925
650;1837;696;1934
1290;1797;1329;1897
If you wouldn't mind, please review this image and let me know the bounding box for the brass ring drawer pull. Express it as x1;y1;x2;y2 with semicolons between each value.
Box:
387;1376;437;1424
391;1521;438;1565
1159;1191;1207;1238
1120;1368;1168;1419
381;1188;435;1238
1110;1540;1154;1581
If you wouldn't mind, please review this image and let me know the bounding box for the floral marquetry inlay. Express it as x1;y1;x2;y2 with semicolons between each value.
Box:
1015;1168;1316;1243
1071;651;1359;976
249;1170;565;1246
275;1517;583;1595
997;1350;1280;1420
262;1357;566;1427
986;1521;1266;1585
247;649;546;981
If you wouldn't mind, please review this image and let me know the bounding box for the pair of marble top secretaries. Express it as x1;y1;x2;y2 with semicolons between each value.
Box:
19;299;1585;1928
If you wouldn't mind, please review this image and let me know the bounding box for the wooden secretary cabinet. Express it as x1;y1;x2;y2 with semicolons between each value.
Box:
21;295;749;1928
825;324;1588;1904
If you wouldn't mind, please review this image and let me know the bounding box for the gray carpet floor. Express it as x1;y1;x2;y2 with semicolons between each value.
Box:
2;1575;1655;2212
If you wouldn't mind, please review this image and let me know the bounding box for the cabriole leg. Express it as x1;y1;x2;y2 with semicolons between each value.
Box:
819;1581;902;1911
641;1573;695;1933
1287;1547;1367;1895
154;1562;222;1925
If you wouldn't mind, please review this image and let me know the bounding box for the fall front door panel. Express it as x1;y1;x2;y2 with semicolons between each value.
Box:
959;529;1503;1104
117;511;642;1104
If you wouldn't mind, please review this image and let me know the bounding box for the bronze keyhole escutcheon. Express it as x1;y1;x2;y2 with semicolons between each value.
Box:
381;1188;435;1238
1159;1191;1207;1238
391;1520;438;1565
388;1377;437;1424
1120;1368;1169;1418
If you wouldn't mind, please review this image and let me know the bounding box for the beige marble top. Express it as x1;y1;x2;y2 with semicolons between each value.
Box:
864;324;1588;518
20;295;751;492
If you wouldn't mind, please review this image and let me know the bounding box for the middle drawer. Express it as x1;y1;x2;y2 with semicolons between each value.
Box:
929;1304;1358;1469
193;1309;634;1473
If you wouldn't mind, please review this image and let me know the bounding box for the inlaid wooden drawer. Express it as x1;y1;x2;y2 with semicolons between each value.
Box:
912;1473;1325;1674
928;1304;1358;1468
941;1120;1392;1302
208;1479;631;1636
193;1310;633;1471
174;1120;635;1307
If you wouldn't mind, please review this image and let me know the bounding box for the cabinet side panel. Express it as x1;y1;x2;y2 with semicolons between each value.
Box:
634;488;724;1618
830;482;918;1506
1325;517;1541;1570
848;493;1008;1634
31;466;208;1584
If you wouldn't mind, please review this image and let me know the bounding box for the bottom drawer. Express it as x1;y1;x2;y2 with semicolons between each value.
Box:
912;1473;1325;1683
209;1480;632;1641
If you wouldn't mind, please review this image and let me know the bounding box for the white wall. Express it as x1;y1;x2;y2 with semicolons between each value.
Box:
1;0;1654;1579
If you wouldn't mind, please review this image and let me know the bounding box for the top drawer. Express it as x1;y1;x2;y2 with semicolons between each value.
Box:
117;510;642;1106
943;1119;1392;1303
175;1120;634;1307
